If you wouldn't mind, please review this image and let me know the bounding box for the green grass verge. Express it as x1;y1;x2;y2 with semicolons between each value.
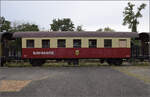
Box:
131;61;150;66
4;60;150;67
5;62;32;67
5;61;107;67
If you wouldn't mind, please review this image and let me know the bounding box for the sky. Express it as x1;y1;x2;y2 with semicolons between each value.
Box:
1;1;149;32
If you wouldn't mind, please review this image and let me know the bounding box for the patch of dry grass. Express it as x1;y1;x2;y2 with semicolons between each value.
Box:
0;80;31;92
113;66;150;84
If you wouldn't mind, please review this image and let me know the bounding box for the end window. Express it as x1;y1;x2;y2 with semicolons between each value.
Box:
58;39;66;48
119;39;127;48
104;39;112;48
89;39;97;48
27;40;34;48
42;40;50;48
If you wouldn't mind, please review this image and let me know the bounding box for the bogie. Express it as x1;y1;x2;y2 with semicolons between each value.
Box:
66;59;79;66
107;59;123;66
29;59;45;66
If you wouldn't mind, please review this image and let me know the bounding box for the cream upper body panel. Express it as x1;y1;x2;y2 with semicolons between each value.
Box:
22;37;131;48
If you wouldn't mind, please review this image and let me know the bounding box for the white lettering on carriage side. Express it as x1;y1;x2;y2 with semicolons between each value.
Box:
33;51;54;55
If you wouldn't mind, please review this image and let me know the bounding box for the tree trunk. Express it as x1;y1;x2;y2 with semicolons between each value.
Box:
132;20;137;32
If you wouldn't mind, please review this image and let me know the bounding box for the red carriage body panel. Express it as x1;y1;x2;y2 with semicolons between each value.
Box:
22;48;130;59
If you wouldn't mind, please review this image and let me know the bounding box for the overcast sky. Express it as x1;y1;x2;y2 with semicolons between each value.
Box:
1;1;149;32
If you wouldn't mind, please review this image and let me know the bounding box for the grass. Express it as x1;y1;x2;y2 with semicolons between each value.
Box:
5;61;32;67
131;61;150;66
43;61;106;67
4;59;150;67
5;60;107;67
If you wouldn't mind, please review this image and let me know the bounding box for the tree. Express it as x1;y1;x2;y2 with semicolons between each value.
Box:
76;25;84;31
123;2;146;32
11;22;39;32
50;18;75;31
97;27;115;32
103;27;115;32
97;28;103;32
0;16;11;32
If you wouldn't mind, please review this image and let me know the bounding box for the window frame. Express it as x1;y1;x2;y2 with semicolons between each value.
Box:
89;39;97;48
104;39;112;48
42;39;50;48
57;39;66;48
73;39;81;48
26;40;34;48
119;39;127;48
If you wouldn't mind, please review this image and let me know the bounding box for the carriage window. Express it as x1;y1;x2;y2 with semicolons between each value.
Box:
89;39;97;48
58;39;66;48
119;39;127;48
73;39;81;48
104;39;112;48
27;40;34;48
42;40;50;48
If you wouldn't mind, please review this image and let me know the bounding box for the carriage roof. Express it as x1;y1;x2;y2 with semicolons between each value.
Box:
13;31;139;38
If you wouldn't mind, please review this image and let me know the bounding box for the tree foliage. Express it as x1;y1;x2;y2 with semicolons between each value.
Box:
76;25;84;31
123;2;146;32
50;18;75;31
104;27;115;32
97;27;115;32
11;22;39;32
0;16;11;32
0;17;39;32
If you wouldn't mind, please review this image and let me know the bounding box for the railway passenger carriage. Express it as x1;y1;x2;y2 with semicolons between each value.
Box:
2;31;149;67
13;31;138;66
